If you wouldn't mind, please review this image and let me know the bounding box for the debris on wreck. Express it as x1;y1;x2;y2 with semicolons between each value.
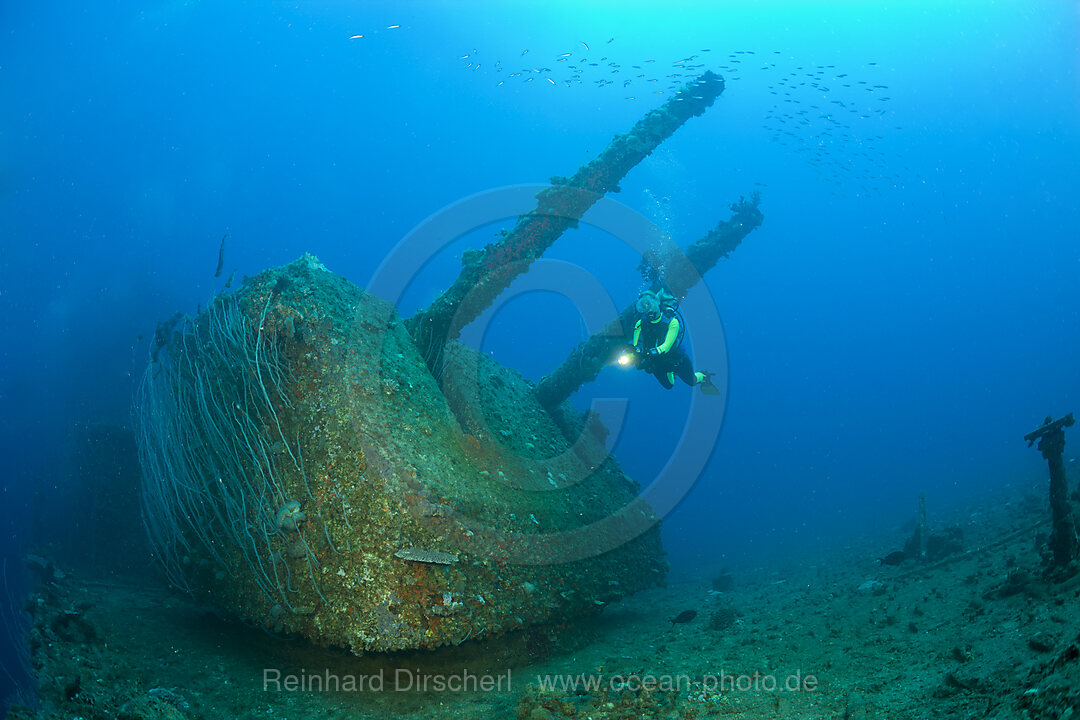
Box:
897;493;964;564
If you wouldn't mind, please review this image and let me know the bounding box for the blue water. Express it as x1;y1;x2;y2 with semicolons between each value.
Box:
1;0;1078;707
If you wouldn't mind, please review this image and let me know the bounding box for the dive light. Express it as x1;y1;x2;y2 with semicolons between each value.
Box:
615;345;638;368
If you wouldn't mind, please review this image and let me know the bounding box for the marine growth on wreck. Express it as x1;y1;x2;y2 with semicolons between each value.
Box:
136;254;667;654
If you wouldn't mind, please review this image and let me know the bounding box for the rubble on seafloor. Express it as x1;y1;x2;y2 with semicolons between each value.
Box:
9;478;1080;719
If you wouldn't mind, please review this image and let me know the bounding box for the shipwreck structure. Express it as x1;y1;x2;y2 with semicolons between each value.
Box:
1026;413;1077;569
136;71;764;654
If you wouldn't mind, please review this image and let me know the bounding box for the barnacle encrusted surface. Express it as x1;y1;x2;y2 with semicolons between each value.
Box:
137;255;666;655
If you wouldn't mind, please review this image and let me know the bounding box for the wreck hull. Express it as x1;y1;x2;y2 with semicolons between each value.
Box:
137;256;666;654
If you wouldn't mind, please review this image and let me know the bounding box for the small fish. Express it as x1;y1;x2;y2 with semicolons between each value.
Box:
546;77;555;84
214;234;226;277
670;610;697;625
606;37;614;43
557;52;571;58
580;41;589;50
521;49;529;56
348;34;364;40
386;24;400;29
879;551;906;566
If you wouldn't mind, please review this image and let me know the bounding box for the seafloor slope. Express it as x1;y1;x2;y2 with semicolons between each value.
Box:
10;474;1080;719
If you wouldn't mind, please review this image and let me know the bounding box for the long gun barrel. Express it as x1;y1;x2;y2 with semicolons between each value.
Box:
407;72;726;371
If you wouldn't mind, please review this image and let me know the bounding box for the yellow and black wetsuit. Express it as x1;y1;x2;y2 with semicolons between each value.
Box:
632;310;706;389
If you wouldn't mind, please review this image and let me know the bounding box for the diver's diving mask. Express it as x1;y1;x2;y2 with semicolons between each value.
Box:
636;292;661;322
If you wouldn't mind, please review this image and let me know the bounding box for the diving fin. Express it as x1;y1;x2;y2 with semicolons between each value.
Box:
698;370;721;395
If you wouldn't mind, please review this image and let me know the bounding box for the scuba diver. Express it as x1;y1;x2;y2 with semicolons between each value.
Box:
618;254;720;394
